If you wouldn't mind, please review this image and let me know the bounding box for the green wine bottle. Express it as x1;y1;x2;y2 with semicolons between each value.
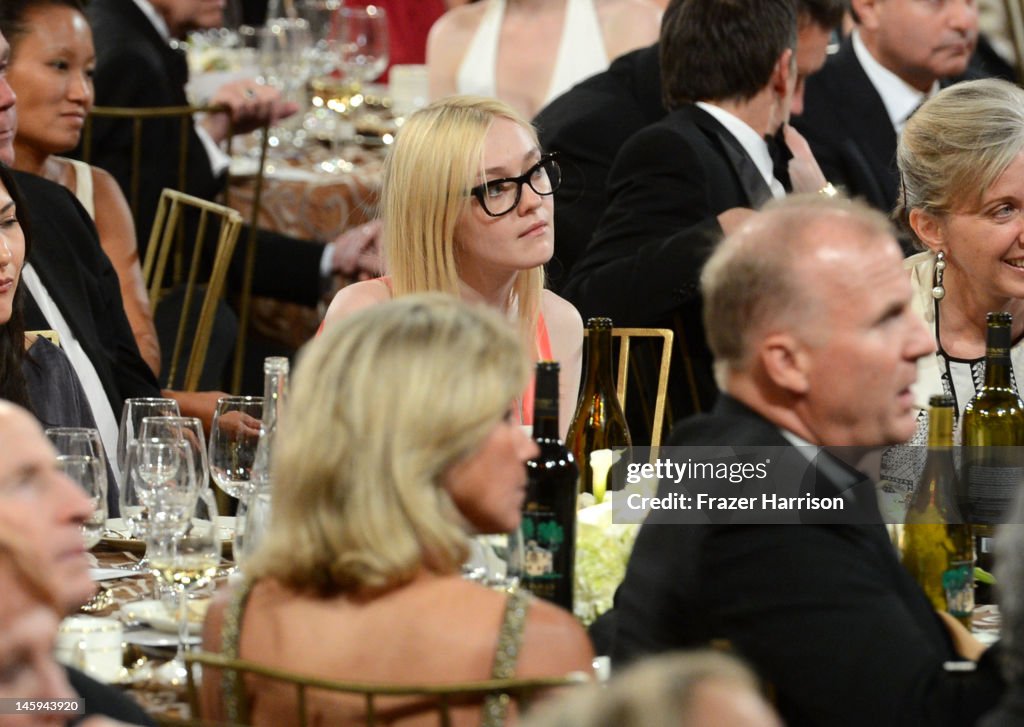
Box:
901;394;974;628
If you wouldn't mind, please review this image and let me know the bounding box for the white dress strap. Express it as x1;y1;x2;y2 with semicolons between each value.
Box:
57;156;97;220
455;0;505;98
543;0;607;106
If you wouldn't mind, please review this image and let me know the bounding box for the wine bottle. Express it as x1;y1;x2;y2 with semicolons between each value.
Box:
961;312;1024;529
568;317;632;500
521;362;578;611
900;394;974;628
961;312;1024;604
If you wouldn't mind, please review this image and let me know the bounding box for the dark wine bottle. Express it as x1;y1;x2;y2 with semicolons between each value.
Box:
901;394;974;628
961;312;1024;604
521;362;578;611
567;317;632;499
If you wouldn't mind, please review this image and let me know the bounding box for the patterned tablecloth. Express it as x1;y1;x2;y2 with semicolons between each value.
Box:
226;140;386;350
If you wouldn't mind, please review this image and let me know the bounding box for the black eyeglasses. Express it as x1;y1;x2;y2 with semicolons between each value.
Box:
469;153;562;217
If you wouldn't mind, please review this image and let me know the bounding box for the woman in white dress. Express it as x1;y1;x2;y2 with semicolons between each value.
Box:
426;0;662;119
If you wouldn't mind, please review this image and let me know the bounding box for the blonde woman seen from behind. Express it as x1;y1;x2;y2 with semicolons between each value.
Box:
202;295;594;726
322;96;583;438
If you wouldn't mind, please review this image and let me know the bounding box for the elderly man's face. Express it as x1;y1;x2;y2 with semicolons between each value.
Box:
0;31;18;166
856;0;977;92
0;405;96;614
793;227;934;447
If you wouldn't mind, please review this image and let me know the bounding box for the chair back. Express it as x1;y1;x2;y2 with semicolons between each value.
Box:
583;327;674;453
81;104;233;225
144;189;243;391
185;650;586;727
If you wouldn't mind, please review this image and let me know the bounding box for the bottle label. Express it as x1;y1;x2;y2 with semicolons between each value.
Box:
520;508;569;602
964;463;1024;524
942;561;975;620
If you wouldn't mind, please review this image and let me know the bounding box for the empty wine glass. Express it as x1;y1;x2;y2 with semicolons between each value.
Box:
140;416;209;489
208;396;263;502
55;454;107;550
233;488;273;569
147;485;221;686
46;427;113;515
118;398;180;474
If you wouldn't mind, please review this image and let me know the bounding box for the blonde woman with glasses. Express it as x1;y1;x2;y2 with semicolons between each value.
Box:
322;95;583;437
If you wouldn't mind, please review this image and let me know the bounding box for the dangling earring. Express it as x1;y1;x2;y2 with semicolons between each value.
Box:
932;250;946;300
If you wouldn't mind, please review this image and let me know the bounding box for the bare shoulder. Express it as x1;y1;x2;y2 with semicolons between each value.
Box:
518;596;595;677
89;166;135;223
595;0;662;58
426;2;485;63
541;290;584;345
322;279;391;329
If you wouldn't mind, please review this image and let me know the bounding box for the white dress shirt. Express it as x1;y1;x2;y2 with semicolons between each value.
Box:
852;30;938;135
696;102;786;199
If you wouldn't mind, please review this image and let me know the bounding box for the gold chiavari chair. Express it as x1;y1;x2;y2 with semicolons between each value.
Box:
143;189;243;392
181;651;586;727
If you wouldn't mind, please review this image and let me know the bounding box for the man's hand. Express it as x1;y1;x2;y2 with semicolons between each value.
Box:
331;219;384;282
783;123;828;195
717;207;756;235
199;80;299;143
163;389;229;435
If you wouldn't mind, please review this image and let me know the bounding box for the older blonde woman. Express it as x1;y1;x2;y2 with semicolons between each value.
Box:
323;96;583;437
203;295;593;726
882;79;1024;496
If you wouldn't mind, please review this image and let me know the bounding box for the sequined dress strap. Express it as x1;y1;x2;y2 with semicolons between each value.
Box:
222;577;256;725
481;585;530;726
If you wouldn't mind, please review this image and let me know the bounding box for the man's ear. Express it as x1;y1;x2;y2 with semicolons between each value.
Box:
909;208;946;255
851;0;881;32
759;331;811;394
772;48;794;97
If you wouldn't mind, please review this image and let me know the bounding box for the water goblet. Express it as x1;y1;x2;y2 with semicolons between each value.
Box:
55;454;107;549
208;396;263;502
117;397;180;475
46;426;113;514
140;416;210;489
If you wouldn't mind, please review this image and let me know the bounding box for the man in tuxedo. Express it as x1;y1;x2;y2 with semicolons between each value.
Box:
612;196;1005;726
85;0;338;309
793;0;979;214
561;0;833;421
536;0;844;291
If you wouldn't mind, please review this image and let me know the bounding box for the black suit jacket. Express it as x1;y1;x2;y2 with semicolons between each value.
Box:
86;0;322;307
613;394;1005;726
793;38;901;213
15;170;161;417
563;105;774;416
534;45;665;289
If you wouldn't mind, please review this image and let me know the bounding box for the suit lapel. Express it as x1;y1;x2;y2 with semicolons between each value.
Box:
686;106;774;209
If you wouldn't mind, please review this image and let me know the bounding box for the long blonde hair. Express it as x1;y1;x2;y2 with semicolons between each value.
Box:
381;95;546;341
248;294;530;596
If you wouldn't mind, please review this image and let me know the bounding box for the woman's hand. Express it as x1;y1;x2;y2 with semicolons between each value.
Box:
935;610;987;662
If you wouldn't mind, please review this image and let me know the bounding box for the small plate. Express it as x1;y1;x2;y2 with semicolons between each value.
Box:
121;599;209;636
101;516;236;556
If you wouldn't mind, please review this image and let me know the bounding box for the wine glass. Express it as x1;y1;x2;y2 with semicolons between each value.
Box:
140;417;209;490
233;488;273;569
315;5;389;173
118;398;180;475
146;485;221;686
208;396;263;502
45;427;111;514
55;454;107;549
